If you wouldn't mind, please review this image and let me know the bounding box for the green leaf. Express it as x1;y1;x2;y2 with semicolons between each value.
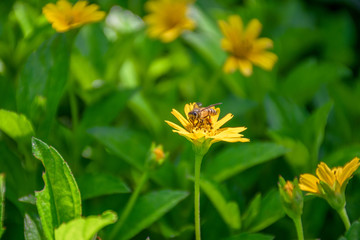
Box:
281;59;349;104
224;232;274;240
0;174;5;238
0;109;34;140
24;213;43;240
205;142;288;182
88;127;151;171
200;177;241;229
342;221;360;240
302;101;333;166
16;34;71;135
55;211;117;240
32;137;81;240
77;173;130;200
117;190;189;240
242;189;285;233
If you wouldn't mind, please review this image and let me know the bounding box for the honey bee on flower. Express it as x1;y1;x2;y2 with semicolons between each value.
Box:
165;102;249;146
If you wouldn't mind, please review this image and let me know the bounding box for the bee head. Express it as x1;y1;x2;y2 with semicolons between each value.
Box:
188;111;197;121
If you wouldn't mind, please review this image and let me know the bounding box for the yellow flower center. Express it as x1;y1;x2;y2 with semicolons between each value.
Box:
233;39;253;58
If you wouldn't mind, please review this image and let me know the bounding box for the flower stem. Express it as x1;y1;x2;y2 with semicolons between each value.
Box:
194;153;203;240
109;170;149;239
293;216;304;240
338;207;351;231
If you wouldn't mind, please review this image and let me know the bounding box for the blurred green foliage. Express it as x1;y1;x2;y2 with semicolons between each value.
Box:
0;0;360;239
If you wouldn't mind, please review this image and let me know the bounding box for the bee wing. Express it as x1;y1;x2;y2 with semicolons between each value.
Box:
195;102;203;108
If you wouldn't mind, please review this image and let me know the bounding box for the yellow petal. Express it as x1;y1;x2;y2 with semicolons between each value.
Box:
337;157;360;186
244;19;262;40
160;27;181;43
253;38;273;51
170;109;189;128
223;56;238;73
248;52;278;70
228;15;243;35
316;162;335;186
218;20;232;40
221;39;233;52
165;120;188;133
214;113;233;129
299;174;320;193
238;59;253;77
184;103;196;117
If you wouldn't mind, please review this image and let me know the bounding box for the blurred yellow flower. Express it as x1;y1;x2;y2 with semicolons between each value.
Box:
218;15;277;76
284;180;294;199
299;157;360;194
144;0;195;43
43;0;106;32
165;102;249;147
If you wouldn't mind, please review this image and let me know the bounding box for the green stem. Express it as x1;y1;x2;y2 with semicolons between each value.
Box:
68;80;80;172
338;207;351;231
194;153;203;240
293;216;304;240
109;170;149;239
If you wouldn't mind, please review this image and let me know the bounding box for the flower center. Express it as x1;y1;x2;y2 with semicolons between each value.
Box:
233;39;253;58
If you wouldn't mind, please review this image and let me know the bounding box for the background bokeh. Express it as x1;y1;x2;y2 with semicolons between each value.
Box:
1;0;360;239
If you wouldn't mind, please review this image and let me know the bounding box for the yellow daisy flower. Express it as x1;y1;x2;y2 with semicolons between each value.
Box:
165;102;249;149
218;15;278;76
43;0;106;32
144;0;195;43
299;157;360;195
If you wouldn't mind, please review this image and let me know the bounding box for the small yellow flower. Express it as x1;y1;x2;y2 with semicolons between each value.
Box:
278;176;303;220
165;103;249;151
284;180;294;199
218;15;277;76
144;0;195;43
299;157;360;195
43;0;106;32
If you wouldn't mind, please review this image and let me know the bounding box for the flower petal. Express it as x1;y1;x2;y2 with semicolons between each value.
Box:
253;38;273;51
299;174;320;193
228;15;243;35
248;52;278;70
170;109;189;128
238;59;253;77
214;113;233;129
223;56;238;73
165;120;188;133
316;162;335;187
337;157;360;186
244;19;262;40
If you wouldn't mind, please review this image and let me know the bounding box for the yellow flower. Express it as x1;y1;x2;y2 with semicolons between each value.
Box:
43;0;106;32
299;157;360;195
144;0;195;43
284;180;294;199
218;15;278;76
165;103;249;151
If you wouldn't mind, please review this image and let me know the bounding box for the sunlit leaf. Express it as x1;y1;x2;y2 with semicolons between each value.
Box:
33;137;81;240
55;211;117;240
0;109;34;140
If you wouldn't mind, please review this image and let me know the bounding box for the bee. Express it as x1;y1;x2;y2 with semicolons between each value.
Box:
188;102;222;127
